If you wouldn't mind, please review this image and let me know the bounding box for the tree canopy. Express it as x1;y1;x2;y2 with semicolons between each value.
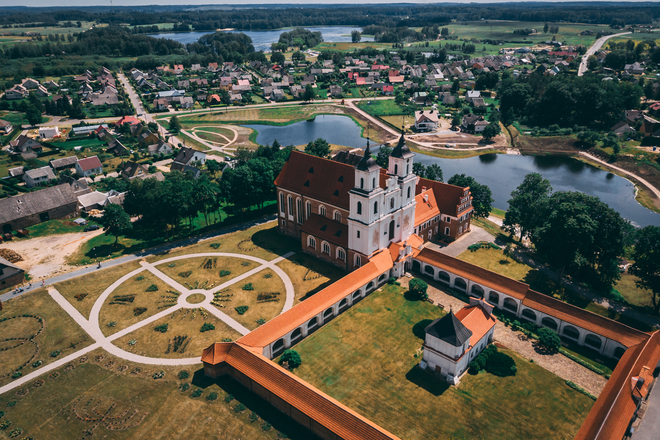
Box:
503;173;553;241
447;174;493;219
304;138;331;158
630;226;660;314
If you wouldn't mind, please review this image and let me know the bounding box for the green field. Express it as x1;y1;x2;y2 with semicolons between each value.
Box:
290;285;593;440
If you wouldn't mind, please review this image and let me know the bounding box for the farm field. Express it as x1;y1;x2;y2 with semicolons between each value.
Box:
290;284;594;440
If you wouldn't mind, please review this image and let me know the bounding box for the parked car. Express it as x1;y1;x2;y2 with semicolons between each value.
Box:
84;225;100;232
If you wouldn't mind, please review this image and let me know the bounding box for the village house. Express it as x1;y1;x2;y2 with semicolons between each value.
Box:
0;184;79;232
21;78;40;89
106;138;129;157
49;156;79;173
171;147;207;172
9;135;43;158
5;85;28;100
148;140;173;157
75;156;103;177
461;114;489;134
38;126;59;139
23;166;56;188
415;110;439;132
0;119;13;134
0;257;25;289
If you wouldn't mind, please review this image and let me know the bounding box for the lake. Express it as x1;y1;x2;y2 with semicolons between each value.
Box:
242;115;660;227
149;26;372;51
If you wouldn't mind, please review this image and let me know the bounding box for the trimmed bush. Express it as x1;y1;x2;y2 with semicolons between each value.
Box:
537;327;561;353
468;361;481;375
242;283;254;291
234;403;246;413
408;278;428;301
155;324;168;333
200;322;216;332
178;371;189;380
146;284;159;292
235;305;249;315
280;349;302;369
224;394;234;403
191;388;203;398
483;350;517;377
207;392;218;401
219;270;231;277
210;243;221;249
179;383;190;391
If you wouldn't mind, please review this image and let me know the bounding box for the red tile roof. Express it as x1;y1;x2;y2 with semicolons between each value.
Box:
416;178;472;217
225;343;401;440
115;116;140;127
414;189;440;226
201;342;233;364
275;150;355;210
575;331;660;440
299;214;348;248
237;250;394;350
455;303;497;345
77;156;103;172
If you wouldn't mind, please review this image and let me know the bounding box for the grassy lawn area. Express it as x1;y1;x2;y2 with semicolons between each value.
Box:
0;348;310;440
12;218;100;238
276;253;345;305
112;309;242;358
156;256;258;290
178;130;212;151
99;270;178;337
176;104;344;127
48;137;106;151
55;261;143;319
356;99;408;117
193;125;235;140
410;145;502;159
211;269;285;331
290;285;593;440
0;288;93;387
615;273;653;309
381;114;416;128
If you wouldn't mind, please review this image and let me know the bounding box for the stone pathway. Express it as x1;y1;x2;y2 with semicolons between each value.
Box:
425;225;501;257
400;276;607;397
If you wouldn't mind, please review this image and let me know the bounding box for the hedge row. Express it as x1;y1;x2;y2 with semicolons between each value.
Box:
559;348;605;375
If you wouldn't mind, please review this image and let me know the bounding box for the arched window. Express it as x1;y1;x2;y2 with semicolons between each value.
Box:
291;327;302;342
541;317;558;331
521;308;537;322
334;211;341;222
322;241;330;254
488;291;500;305
424;265;435;276
354;254;361;268
372;178;376;188
307;235;316;249
279;193;285;214
394;164;398;174
357;201;362;215
319;205;326;217
374;201;378;214
296;198;303;224
585;334;602;350
390;198;394;209
406;164;409;174
407;187;411;199
454;278;467;291
438;271;450;283
503;297;518;313
562;325;580;340
360;178;364;189
288;195;294;218
614;346;626;359
337;247;346;261
306;201;312;220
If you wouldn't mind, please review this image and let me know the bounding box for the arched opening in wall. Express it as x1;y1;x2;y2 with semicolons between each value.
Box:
470;284;484;298
307;317;319;334
357;201;362;215
521;308;537;322
338;298;348;312
454;278;467;292
354;254;361;268
424;265;435;277
412;260;421;272
562;325;580;341
389;220;395;240
437;271;450;284
488;291;500;305
307;235;316;249
541;317;558;331
614;346;626;359
378;274;386;284
323;307;334;322
585;334;603;350
272;339;285;357
366;281;375;293
290;327;302;343
352;290;362;303
503;297;518;313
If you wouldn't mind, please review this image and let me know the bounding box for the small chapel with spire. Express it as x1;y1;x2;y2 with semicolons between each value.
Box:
274;133;474;271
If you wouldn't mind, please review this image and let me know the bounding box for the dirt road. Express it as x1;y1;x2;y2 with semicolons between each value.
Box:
0;230;104;280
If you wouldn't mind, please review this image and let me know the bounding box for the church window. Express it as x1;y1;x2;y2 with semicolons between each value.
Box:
319;205;326;217
357;201;362;215
374;201;378;214
337;248;346;261
279;193;285;214
372;178;376;188
322;242;331;254
296;198;303;224
407;164;409;174
407;187;411;199
288;195;294;218
308;236;316;249
394;164;398;174
390;198;394;209
360;178;364;189
306;201;312;219
357;231;360;238
334;211;341;222
355;254;361;267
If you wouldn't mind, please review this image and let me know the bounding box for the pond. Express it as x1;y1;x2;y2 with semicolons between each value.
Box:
241;114;660;227
242;115;364;149
148;26;372;51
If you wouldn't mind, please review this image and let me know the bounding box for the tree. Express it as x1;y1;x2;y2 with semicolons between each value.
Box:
291;51;305;63
206;159;221;177
102;204;132;247
587;55;599;71
451;114;461;130
408;278;428;301
481;122;501;141
280;349;302;369
304;138;330;158
351;30;361;43
270;51;285;65
630;226;660;314
503;173;552;241
271;139;281;152
447;174;493;219
543;22;549;33
25;105;42;127
147;122;159;132
169;115;181;133
412;162;426;177
375;146;392;168
441;27;449;37
302;84;315;102
425;163;443;182
537;328;561;353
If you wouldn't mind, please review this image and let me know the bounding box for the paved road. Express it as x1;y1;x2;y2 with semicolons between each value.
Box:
578;32;631;76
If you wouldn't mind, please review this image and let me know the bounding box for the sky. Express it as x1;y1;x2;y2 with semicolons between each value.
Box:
7;0;653;6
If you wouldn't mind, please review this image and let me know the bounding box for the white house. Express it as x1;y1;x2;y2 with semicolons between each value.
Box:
0;119;13;134
23;166;56;188
422;298;497;385
415;110;439;132
75;156;103;177
465;90;481;104
38;126;60;139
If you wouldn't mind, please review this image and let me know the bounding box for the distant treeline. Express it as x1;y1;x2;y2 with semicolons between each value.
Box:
0;4;657;30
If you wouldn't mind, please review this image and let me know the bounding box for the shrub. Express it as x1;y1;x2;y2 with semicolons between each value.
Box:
566;380;597;400
242;283;254;291
234;403;246;413
262;422;272;432
408;278;428;301
179;383;190;391
191;388;203;398
207;392;218;401
146;284;159;292
32;360;42;368
136;275;145;281
241;261;251;266
178;271;192;278
200;322;216;332
153;371;165;379
249;411;259;423
235;305;249;315
0;420;10;429
537;328;561;353
224;394;234;403
178;370;189;380
387;277;397;284
210;243;221;249
107;321;117;327
219;270;231;277
468;361;481;375
155;324;168;333
222;338;233;342
0;410;4;418
483;349;517;377
256;318;266;326
280;349;302;369
50;350;61;358
11;372;21;379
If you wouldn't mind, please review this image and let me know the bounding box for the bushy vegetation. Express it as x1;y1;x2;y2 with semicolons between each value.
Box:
407;278;428;301
537;328;561;353
471;345;517;377
280;349;302;369
200;322;215;332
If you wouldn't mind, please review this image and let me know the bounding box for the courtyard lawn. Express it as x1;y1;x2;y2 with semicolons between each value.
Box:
0;288;93;387
156;256;257;290
111;310;242;358
290;285;593;440
0;348;313;440
276;253;345;305
212;269;286;331
356;99;409;117
55;261;143;319
99;271;177;337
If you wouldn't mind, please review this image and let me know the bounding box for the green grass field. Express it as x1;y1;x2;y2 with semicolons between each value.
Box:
290;285;593;440
356;99;409;117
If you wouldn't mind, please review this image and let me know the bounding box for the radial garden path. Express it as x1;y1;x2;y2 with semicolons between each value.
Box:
0;251;295;397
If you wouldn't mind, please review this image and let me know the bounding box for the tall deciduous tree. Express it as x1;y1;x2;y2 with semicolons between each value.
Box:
102;204;132;246
630;226;660;314
302;84;315;102
169;115;181;133
425;163;444;182
481;122;501;141
304;138;330;158
447;174;493;219
503;173;552;241
375;146;392;168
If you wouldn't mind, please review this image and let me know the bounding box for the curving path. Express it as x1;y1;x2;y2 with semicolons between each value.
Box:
578;32;631;76
0;251;296;396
